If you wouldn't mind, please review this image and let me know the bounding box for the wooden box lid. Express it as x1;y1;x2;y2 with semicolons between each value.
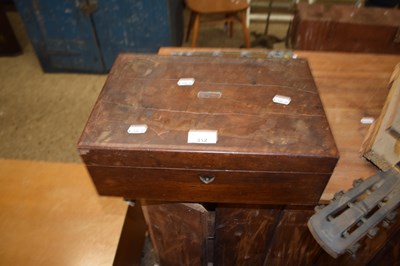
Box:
78;54;339;174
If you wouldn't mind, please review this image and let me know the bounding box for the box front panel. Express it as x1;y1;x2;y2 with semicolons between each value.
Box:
87;166;331;205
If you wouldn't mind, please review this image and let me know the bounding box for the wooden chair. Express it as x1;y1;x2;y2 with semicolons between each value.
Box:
185;0;251;48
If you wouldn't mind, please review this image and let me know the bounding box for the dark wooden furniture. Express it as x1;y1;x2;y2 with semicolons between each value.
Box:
78;50;400;265
290;3;400;54
78;53;338;264
0;3;21;55
78;54;338;205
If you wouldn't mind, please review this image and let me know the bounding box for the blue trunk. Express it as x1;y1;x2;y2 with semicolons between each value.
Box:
14;0;183;73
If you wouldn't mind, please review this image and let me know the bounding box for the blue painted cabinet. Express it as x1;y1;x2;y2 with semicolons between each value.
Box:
93;0;183;69
14;0;183;73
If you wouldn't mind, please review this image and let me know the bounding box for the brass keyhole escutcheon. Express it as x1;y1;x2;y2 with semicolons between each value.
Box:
199;175;215;184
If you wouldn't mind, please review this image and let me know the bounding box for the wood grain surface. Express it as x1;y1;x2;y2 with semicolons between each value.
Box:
291;4;400;54
113;202;147;266
158;47;400;202
186;0;248;14
79;54;337;158
4;50;400;265
0;159;126;266
86;166;331;205
214;206;282;265
78;53;338;204
263;207;321;265
142;201;209;265
361;64;400;170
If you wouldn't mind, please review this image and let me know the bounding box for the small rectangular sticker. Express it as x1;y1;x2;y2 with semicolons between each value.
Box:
360;117;375;124
273;95;291;105
188;130;218;144
177;78;195;86
127;124;148;134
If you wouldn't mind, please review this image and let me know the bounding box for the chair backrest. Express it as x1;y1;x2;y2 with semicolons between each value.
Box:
186;0;249;14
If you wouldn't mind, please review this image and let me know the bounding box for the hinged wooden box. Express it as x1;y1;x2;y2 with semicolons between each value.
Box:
78;54;339;205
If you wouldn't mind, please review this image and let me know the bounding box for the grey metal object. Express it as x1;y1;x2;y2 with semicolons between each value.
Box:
199;175;215;184
124;199;136;207
308;162;400;258
170;50;295;59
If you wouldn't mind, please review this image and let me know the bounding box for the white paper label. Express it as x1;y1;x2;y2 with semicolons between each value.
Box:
360;117;375;124
127;124;148;134
177;78;195;86
273;95;291;105
188;130;218;144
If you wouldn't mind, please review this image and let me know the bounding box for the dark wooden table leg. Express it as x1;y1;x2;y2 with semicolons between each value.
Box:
113;201;147;266
0;3;22;55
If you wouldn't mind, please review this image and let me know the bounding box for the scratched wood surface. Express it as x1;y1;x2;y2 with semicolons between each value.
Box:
291;3;400;54
367;225;400;266
262;207;321;265
95;49;400;265
158;47;400;202
79;54;337;157
143;202;400;265
214;206;282;265
141;48;400;265
78;53;338;205
141;202;209;266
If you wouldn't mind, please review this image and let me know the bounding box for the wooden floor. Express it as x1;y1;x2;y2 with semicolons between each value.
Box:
1;12;128;265
0;159;126;266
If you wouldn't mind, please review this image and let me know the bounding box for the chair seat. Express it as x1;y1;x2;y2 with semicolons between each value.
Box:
186;0;249;14
185;0;251;48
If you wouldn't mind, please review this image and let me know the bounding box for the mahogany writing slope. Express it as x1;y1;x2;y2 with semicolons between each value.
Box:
78;54;339;206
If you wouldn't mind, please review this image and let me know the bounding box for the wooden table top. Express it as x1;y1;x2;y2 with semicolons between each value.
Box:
159;47;400;202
